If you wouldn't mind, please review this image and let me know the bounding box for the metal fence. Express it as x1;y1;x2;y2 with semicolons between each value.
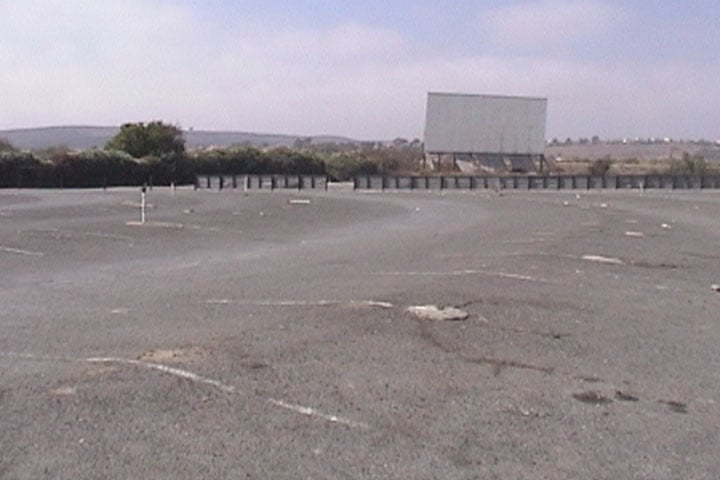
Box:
352;174;720;191
195;174;329;191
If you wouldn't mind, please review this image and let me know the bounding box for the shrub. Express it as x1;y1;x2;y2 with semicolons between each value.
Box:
0;151;53;187
325;153;380;181
589;157;612;176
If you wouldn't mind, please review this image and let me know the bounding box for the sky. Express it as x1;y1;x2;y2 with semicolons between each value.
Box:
1;0;719;141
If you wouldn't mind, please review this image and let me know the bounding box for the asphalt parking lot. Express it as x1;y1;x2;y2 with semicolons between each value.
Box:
1;187;719;479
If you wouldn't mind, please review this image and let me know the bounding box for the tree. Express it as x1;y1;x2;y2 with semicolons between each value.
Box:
0;138;17;152
105;121;185;158
589;156;612;176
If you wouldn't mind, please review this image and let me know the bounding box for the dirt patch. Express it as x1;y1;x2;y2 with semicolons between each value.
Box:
138;346;205;364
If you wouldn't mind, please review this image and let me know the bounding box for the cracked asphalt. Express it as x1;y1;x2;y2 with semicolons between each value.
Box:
1;186;719;479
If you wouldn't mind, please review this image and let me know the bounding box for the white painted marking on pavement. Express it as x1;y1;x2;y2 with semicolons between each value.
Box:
0;246;44;256
206;299;393;308
582;255;624;265
487;272;541;282
0;351;70;362
377;270;544;282
268;398;369;429
407;305;469;321
355;300;394;308
126;221;184;229
84;357;236;393
2;351;371;429
1;352;234;395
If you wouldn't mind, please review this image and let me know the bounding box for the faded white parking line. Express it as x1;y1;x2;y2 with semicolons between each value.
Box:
0;351;69;361
24;229;135;241
0;351;235;393
2;351;371;430
84;357;236;393
126;221;184;229
377;270;544;282
207;299;393;308
0;245;44;256
582;255;624;265
268;398;369;429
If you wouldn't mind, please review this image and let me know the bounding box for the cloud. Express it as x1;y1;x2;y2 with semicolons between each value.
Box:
481;0;630;54
1;0;718;141
0;0;409;136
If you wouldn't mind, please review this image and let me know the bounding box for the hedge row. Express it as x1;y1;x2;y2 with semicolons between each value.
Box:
0;148;330;188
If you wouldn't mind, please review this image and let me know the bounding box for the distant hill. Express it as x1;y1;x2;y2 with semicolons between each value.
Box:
0;126;358;151
4;126;720;163
547;142;720;162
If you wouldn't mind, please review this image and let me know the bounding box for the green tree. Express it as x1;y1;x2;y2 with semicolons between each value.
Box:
105;121;185;158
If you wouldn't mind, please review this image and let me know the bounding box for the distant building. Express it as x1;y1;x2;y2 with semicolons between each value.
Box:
423;92;548;173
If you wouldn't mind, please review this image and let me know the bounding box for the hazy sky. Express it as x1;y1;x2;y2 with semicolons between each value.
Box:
1;0;718;140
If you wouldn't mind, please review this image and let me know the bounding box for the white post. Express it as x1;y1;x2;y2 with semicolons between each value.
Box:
140;186;146;224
